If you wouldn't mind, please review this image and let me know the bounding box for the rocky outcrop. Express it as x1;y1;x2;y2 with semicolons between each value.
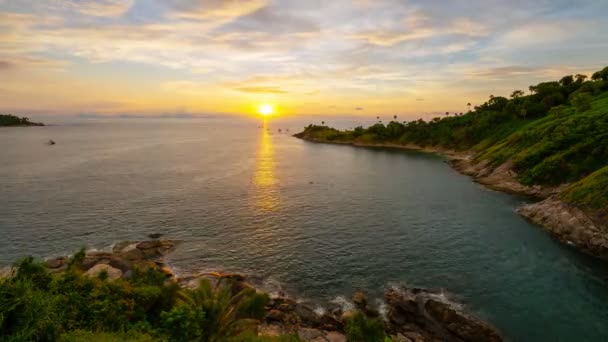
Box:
518;197;608;259
44;239;179;279
385;287;502;342
37;241;503;341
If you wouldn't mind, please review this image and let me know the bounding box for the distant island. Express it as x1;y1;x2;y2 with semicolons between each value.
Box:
0;114;44;126
296;65;608;260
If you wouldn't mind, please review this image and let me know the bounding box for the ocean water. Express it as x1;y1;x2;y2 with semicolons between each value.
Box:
1;117;608;341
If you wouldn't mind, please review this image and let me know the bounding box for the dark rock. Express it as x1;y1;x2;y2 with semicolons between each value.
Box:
295;304;318;326
148;233;163;239
424;299;502;342
266;309;286;323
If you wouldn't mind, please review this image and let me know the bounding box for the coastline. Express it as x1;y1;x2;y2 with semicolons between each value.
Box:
2;240;503;342
295;135;608;260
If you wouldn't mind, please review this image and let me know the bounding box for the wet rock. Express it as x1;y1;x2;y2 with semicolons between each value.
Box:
147;233;163;239
85;264;122;280
425;299;502;342
385;287;502;342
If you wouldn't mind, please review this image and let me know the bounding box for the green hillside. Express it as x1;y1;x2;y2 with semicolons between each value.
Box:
296;66;608;210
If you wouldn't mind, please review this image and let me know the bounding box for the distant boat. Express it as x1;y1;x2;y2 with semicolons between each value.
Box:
47;139;55;145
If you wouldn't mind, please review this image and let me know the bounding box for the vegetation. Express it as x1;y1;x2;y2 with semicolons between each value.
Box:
0;255;289;342
296;66;608;210
344;312;386;342
0;114;43;126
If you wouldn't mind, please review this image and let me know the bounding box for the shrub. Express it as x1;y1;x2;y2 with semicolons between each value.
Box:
344;312;386;342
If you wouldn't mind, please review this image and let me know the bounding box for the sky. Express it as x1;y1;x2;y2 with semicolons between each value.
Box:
1;0;607;118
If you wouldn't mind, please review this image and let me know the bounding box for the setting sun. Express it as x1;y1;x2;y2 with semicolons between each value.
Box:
258;104;275;116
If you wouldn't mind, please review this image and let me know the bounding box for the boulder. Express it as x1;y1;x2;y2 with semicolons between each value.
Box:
45;256;67;269
85;264;122;280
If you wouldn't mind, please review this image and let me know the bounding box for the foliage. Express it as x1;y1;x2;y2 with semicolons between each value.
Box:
0;114;43;126
0;256;273;342
344;312;386;342
561;166;608;210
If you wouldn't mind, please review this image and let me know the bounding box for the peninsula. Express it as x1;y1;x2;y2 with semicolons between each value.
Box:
0;114;44;126
295;66;608;260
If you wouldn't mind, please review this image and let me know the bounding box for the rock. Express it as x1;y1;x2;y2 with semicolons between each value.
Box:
85;264;122;280
136;240;163;250
266;309;285;323
298;328;325;341
119;245;145;261
352;290;368;309
295;303;319;326
112;241;135;253
45;256;67;269
147;233;163;239
424;299;502;342
325;331;346;342
0;266;15;279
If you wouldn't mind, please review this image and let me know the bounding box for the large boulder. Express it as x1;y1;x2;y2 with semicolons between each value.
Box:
85;264;122;280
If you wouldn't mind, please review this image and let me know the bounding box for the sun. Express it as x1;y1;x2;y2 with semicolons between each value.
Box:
258;104;275;117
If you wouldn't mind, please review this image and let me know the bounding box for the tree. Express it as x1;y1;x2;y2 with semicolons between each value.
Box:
393;115;397;121
321;121;325;125
445;111;449;116
559;75;574;86
467;102;471;111
591;66;608;81
510;90;524;98
575;74;588;83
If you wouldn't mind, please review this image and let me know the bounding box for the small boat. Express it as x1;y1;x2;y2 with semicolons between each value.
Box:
47;139;56;145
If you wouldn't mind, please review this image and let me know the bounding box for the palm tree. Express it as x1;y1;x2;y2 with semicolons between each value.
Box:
467;102;471;112
393;115;397;121
178;278;269;342
321;121;325;126
445;111;449;117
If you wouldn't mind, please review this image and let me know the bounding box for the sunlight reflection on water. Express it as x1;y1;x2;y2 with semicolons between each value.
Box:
253;121;280;212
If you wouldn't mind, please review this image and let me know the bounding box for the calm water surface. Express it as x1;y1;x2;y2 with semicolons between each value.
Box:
1;118;608;341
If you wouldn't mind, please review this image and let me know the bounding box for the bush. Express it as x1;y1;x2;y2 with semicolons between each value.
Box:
0;257;280;342
571;92;593;112
344;312;386;342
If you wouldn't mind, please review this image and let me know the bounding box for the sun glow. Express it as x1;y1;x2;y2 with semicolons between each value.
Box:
258;104;275;117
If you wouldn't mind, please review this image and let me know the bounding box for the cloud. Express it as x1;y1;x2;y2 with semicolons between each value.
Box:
67;0;134;17
350;29;434;46
233;86;287;94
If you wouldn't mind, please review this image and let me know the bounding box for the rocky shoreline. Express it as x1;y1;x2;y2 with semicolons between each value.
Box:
29;239;503;342
295;135;606;260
